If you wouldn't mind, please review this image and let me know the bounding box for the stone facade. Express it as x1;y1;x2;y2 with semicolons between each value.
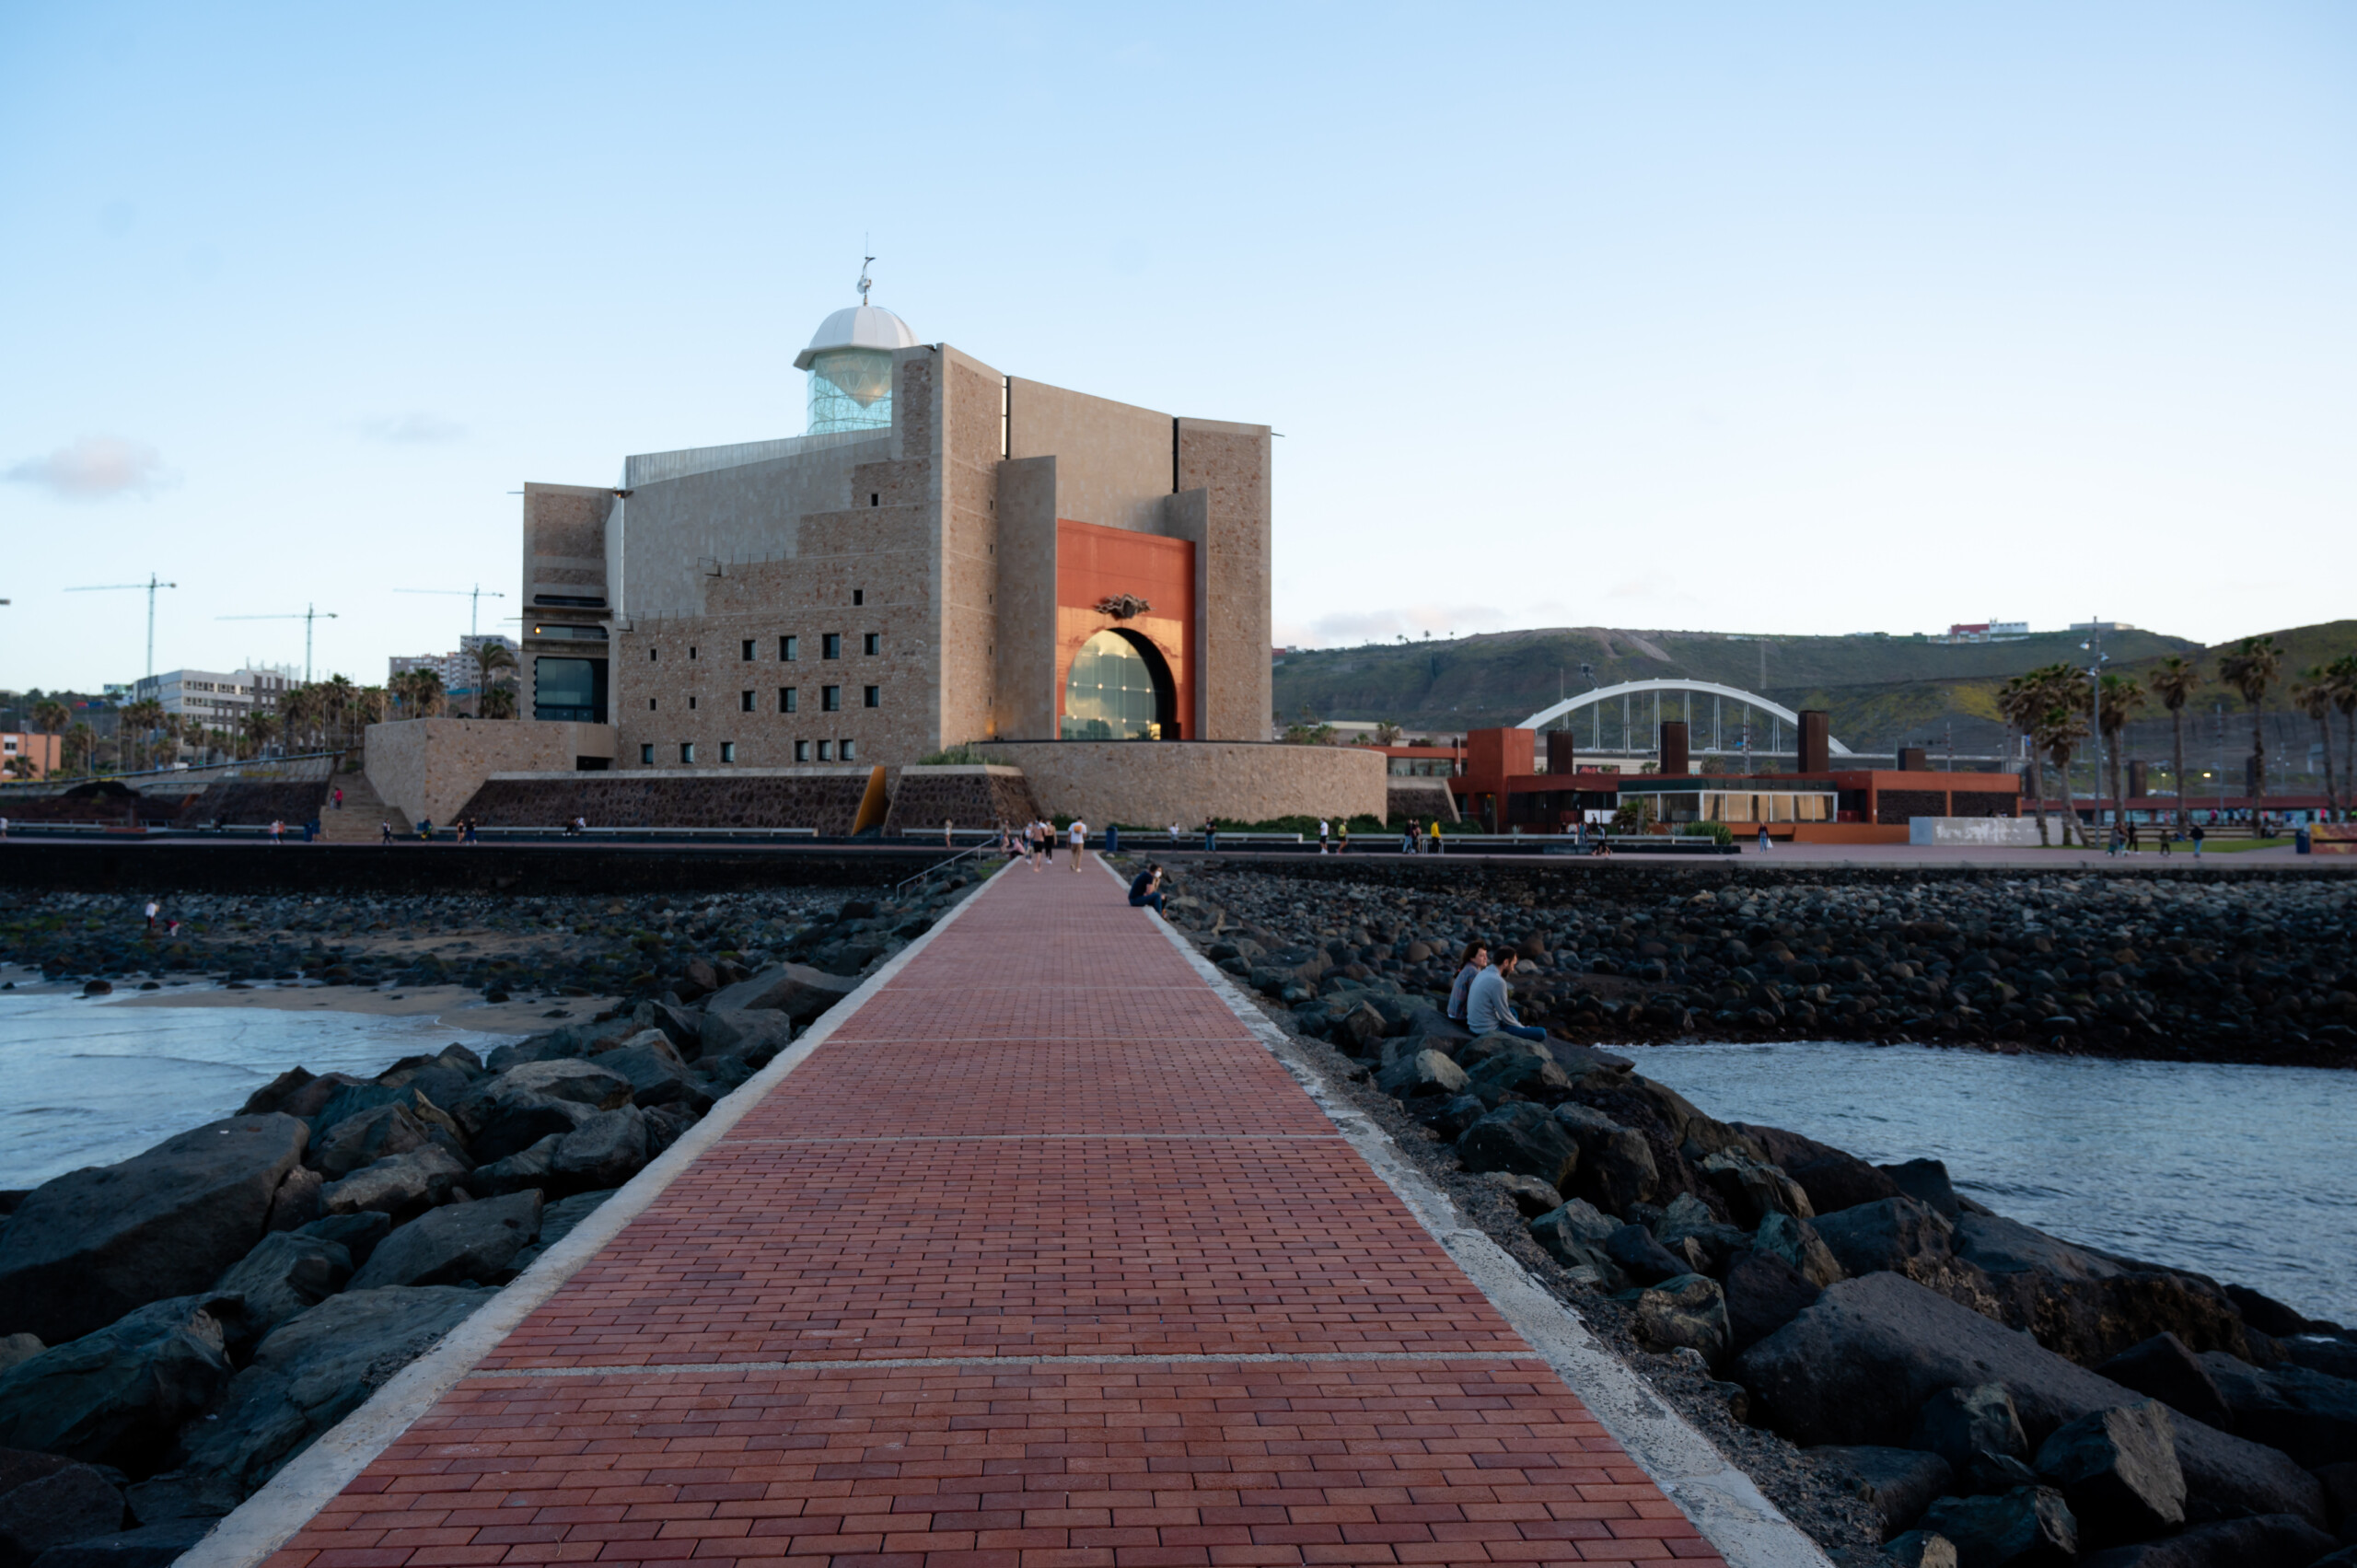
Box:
879;765;1046;835
520;339;1273;777
969;741;1384;828
364;719;615;829
455;769;871;833
1387;778;1461;825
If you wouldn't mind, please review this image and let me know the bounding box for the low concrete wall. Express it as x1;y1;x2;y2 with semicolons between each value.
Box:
1909;816;2049;847
1793;823;1910;846
365;720;615;828
970;740;1384;826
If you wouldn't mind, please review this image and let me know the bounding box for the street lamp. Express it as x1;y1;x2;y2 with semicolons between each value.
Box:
2081;623;2110;835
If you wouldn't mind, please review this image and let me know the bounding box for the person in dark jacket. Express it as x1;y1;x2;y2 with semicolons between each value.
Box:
1127;863;1166;914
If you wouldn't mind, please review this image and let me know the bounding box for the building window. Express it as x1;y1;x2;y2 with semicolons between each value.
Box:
822;633;842;659
779;686;797;713
817;740;832;761
720;742;736;762
842;738;857;761
640;744;655;764
689;646;698;660
649;647;659;660
688;695;697;710
740;640;755;661
869;493;878;507
822;685;841;712
740;691;755;713
795;739;809;761
853;588;864;606
780;635;796;661
649;698;657;710
681;743;696;763
863;685;879;708
863;633;879;656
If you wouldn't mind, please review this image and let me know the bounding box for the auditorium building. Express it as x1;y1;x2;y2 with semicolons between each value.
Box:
518;297;1275;769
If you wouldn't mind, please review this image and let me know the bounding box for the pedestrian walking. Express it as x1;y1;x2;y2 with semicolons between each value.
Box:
1428;819;1443;855
2159;827;2173;858
145;900;160;932
2107;823;2124;857
1338;822;1350;854
1757;824;1771;852
2191;823;2205;858
269;819;284;845
1068;818;1086;872
0;817;9;840
1127;861;1166;915
1469;948;1547;1042
2127;821;2140;854
1202;815;1217;852
379;820;394;844
332;786;343;810
1318;818;1329;854
1041;819;1057;865
1446;940;1490;1023
1400;820;1418;854
944;819;955;847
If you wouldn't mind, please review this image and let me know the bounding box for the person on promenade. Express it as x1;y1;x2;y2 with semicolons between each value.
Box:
332;786;343;810
1202;816;1217;852
1068;818;1086;872
379;819;394;845
1318;819;1329;854
1428;819;1443;855
145;900;160;932
1040;819;1056;866
269;819;284;845
2158;826;2173;857
1168;821;1182;844
2191;823;2205;858
2107;823;2124;857
944;819;954;847
1338;822;1350;854
2127;821;2140;854
1446;940;1489;1023
1757;824;1771;852
1469;947;1547;1042
1127;862;1166;915
1400;820;1418;854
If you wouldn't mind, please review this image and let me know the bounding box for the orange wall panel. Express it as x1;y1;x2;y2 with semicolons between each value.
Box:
1054;519;1194;738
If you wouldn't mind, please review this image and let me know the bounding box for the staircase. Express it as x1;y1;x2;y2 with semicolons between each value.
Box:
318;762;409;843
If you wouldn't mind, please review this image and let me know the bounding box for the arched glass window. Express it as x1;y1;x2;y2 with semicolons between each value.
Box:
1062;630;1165;739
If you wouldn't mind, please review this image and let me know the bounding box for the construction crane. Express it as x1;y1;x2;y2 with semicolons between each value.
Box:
395;583;506;637
66;574;178;681
218;603;339;683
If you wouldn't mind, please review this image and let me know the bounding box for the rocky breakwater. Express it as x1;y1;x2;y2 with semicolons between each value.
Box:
1133;866;2357;1566
0;872;980;1566
1183;863;2357;1069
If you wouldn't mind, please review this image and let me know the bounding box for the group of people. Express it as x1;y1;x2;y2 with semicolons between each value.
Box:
1446;937;1546;1042
1000;818;1090;873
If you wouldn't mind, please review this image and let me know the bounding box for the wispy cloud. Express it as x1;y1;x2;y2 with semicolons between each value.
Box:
4;436;175;500
356;412;467;444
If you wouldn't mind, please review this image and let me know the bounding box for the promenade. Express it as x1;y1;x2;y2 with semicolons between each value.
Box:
254;861;1728;1568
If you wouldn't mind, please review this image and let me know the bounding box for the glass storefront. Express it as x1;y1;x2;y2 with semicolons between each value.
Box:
1621;782;1836;824
1062;631;1165;740
533;656;607;723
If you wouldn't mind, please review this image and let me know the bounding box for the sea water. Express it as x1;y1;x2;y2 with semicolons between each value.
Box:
1631;1039;2357;1324
0;988;513;1190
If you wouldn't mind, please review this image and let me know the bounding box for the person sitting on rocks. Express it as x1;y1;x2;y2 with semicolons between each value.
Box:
1127;862;1166;915
1469;947;1546;1042
1446;940;1489;1022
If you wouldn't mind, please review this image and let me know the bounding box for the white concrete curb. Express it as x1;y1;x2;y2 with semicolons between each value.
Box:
1118;859;1832;1568
182;864;1009;1568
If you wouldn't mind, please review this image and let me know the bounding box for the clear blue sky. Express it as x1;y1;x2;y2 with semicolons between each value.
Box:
4;2;2351;691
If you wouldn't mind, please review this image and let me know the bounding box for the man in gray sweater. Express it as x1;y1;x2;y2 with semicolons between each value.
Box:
1468;947;1547;1042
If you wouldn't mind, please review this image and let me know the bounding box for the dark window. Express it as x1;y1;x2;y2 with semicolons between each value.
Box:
680;743;695;763
689;645;698;659
842;738;857;761
822;633;842;659
779;686;797;713
780;635;797;661
532;656;606;724
720;742;736;762
863;685;879;709
795;739;809;761
853;589;864;606
640;744;654;764
869;494;878;507
739;691;754;713
687;695;697;710
649;647;659;661
740;640;754;661
817;740;832;761
863;633;879;656
648;698;657;711
822;685;841;712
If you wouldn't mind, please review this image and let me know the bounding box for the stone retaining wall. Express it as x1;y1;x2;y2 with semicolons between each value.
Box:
457;770;872;832
364;719;616;829
881;766;1045;834
970;740;1384;827
1387;778;1460;825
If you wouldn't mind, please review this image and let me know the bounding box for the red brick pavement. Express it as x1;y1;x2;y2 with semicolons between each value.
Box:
262;862;1726;1568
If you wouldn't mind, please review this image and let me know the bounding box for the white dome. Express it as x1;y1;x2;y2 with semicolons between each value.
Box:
793;305;920;369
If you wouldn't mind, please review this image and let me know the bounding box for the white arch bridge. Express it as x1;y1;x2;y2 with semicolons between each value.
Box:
1519;679;1854;759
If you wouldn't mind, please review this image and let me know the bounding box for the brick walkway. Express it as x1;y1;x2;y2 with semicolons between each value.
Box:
264;863;1726;1568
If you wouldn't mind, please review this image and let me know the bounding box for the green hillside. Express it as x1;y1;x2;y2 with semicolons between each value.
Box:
1277;621;2357;776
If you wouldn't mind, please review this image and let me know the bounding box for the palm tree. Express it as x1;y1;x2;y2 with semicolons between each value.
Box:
2095;672;2145;835
2293;668;2340;826
2218;634;2284;830
242;708;282;758
121;699;166;772
468;641;518;718
3;755;34;781
63;722;96;774
390;668;446;719
31;700;68;743
2328;655;2357;822
2037;698;2092;848
2000;664;2077;844
479;684;518;719
1373;720;1404;747
321;674;357;748
2145;655;2200;832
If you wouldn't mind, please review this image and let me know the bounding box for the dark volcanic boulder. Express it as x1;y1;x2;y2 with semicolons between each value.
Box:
1808;1445;1952;1540
309;1103;435;1180
1911;1383;2028;1474
15;1517;215;1568
1527;1200;1622;1283
319;1145;470;1219
2096;1334;2235;1434
0;1449;126;1567
1918;1487;2076;1565
1752;1212;1843;1289
595;1035;713;1115
0;1295;235;1473
468;1093;598;1166
549;1108;650;1192
1733;1273;2326;1527
1457;1103;1577;1188
699;1008;794;1068
1736;1122;1903;1214
1552;1104;1659;1213
1633;1273;1729;1364
1376;1050;1466;1100
158;1285;493;1503
1701;1149;1813;1226
1459;1039;1571;1107
211;1231;354;1341
2034;1400;2184;1546
1952;1214;2251;1365
2076;1513;2339;1567
237;1067;316;1116
0;1114;309;1344
347;1191;541;1290
703;962;859;1024
1723;1249;1820;1354
469;1134;563;1198
1606;1223;1690;1286
296;1212;389;1267
1881;1158;1964;1218
474;1059;631;1112
2196;1351;2357;1470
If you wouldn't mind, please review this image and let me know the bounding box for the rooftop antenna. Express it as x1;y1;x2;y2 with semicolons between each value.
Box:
67;574;178;680
218;602;339;683
395;584;507;637
858;238;874;307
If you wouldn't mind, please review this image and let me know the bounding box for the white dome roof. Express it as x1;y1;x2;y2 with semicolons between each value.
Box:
793;305;920;369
